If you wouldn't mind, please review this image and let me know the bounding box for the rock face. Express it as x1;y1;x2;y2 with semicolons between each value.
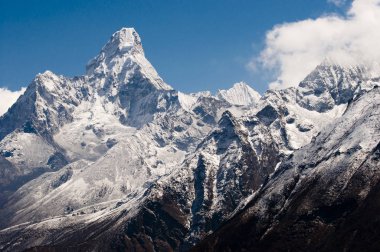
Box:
0;28;379;252
194;87;380;252
296;61;369;112
118;110;281;251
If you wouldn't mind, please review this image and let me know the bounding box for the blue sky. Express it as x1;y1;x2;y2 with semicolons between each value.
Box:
0;0;347;93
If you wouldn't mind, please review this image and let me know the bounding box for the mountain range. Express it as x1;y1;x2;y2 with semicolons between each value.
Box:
0;27;379;252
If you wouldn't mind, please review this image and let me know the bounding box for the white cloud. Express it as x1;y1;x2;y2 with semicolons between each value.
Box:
249;0;380;89
0;87;26;116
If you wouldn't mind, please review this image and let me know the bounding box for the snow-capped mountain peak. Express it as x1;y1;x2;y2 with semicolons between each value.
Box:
37;70;58;78
99;27;144;58
296;60;370;112
86;27;172;90
1;26;380;252
217;81;261;106
34;70;63;91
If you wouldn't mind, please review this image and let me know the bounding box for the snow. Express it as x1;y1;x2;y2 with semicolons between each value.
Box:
178;92;199;111
36;71;62;91
1;26;379;250
248;89;380;229
284;103;347;149
86;27;172;91
54;94;137;161
217;82;261;106
0;132;55;172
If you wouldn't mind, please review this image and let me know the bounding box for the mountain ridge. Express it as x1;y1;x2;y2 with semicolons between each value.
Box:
0;27;379;251
193;87;380;251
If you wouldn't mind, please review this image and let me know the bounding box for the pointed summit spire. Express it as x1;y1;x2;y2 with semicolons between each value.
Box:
86;27;172;90
217;81;261;106
86;27;145;76
103;27;144;57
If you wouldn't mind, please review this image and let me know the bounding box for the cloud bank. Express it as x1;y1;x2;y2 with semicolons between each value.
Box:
0;88;26;116
250;0;380;89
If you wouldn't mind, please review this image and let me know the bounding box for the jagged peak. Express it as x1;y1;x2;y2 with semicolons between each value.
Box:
218;110;236;126
217;81;261;106
315;57;367;72
232;81;251;89
33;70;63;90
300;59;369;87
220;110;234;119
86;27;144;75
85;27;172;90
37;70;57;77
102;27;144;57
296;58;373;112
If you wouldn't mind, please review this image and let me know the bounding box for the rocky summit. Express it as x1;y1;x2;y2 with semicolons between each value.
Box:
0;28;379;252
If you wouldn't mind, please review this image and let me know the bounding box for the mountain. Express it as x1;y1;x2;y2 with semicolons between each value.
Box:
194;87;380;251
86;27;171;91
0;27;216;229
216;82;261;106
296;60;370;112
0;28;379;251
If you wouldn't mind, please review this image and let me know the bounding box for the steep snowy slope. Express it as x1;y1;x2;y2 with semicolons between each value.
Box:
0;109;281;252
296;60;369;112
0;81;370;251
260;87;347;150
216;82;261;106
86;27;171;91
113;110;281;251
0;71;86;141
0;27;229;231
0;72;86;196
194;87;380;252
0;28;181;197
0;27;378;252
124;72;372;250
